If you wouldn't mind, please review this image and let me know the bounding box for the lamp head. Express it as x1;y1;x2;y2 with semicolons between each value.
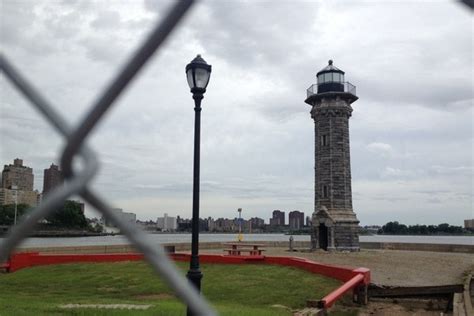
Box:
186;54;212;94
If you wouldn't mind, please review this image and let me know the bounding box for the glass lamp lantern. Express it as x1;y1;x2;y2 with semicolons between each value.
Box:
316;60;345;93
186;54;212;93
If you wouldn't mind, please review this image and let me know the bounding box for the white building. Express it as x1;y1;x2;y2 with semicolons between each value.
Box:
101;208;136;227
157;213;177;232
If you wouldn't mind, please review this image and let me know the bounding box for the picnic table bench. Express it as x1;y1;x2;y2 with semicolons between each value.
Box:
223;243;266;256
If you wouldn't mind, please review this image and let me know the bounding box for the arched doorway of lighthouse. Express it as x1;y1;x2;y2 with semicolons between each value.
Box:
319;223;329;250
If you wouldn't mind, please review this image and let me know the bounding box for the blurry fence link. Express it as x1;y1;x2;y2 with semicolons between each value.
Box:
0;0;217;315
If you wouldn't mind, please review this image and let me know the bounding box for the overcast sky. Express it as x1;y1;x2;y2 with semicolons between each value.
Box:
1;0;472;225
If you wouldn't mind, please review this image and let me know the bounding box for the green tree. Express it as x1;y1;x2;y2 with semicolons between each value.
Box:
46;200;87;228
419;225;428;235
381;221;408;234
380;221;465;235
0;204;31;226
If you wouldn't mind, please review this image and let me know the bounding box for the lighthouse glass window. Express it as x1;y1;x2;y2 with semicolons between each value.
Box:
318;74;324;84
324;73;332;82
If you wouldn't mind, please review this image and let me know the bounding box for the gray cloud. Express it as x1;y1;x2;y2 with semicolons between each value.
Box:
0;0;472;225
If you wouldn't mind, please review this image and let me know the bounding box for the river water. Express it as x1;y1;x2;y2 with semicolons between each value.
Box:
4;234;473;248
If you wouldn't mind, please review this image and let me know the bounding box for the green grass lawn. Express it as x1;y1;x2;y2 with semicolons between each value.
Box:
0;261;342;315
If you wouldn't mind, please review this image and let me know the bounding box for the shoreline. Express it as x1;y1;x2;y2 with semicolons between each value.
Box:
12;240;474;254
0;231;116;238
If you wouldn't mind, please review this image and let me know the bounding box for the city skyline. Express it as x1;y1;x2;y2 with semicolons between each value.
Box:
1;1;472;225
1;157;305;224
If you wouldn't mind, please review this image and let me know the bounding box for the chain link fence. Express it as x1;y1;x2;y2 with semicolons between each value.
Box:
0;0;217;314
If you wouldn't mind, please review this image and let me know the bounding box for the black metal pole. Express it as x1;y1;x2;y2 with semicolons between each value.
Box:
187;92;203;316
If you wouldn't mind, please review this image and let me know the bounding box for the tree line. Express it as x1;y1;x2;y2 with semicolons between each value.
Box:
377;221;467;235
0;200;88;228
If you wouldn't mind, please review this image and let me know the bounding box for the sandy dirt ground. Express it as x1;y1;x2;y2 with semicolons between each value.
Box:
336;299;451;316
200;247;473;314
202;247;474;286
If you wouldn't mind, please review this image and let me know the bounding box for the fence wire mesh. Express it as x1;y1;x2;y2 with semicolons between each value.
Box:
0;0;217;314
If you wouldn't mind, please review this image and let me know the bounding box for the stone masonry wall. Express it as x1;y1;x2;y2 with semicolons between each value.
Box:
334;222;360;250
310;94;360;251
312;97;353;213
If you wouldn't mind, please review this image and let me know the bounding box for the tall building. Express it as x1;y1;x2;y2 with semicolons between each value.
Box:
289;210;305;229
270;210;285;226
305;60;360;251
0;159;38;207
2;158;33;191
43;163;63;196
157;213;177;231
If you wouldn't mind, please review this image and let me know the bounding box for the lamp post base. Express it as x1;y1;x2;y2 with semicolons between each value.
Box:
186;268;203;291
186;269;203;316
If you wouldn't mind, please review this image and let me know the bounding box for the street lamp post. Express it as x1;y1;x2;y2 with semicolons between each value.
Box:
185;54;211;310
238;208;243;242
12;185;18;226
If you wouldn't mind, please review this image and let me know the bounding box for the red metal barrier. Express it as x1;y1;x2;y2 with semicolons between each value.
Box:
6;252;370;310
170;253;370;303
318;273;365;308
8;252;369;283
7;252;144;272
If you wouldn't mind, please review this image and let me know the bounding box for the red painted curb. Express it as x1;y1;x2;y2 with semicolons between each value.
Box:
6;252;370;310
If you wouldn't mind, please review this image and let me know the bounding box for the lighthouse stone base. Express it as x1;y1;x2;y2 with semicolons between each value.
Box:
311;206;360;252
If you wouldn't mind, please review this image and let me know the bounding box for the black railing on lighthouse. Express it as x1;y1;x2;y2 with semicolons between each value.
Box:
306;82;357;98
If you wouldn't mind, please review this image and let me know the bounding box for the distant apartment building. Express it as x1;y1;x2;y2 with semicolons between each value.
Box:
101;208;136;227
2;158;33;191
464;219;474;231
136;220;157;231
207;217;215;232
248;217;264;233
0;159;38;207
157;213;177;231
43;163;63;196
177;216;192;231
306;216;312;227
270;210;285;226
120;210;136;224
213;218;236;232
289;210;304;229
0;188;39;207
250;217;265;228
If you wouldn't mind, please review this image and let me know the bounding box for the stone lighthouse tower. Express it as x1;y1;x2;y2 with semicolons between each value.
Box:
305;60;360;251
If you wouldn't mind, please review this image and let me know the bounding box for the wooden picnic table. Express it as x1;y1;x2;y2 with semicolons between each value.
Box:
222;243;266;256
